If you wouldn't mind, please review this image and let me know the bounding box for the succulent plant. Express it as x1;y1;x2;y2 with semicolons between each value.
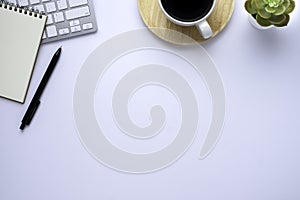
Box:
245;0;295;27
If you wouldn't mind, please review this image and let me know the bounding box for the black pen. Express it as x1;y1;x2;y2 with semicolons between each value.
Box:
20;47;62;130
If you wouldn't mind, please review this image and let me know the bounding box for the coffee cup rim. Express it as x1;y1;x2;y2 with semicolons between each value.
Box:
158;0;216;26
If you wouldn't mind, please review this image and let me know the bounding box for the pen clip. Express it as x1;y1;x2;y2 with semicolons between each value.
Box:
26;100;40;125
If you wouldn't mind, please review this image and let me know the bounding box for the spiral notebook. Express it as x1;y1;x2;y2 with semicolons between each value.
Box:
0;1;47;103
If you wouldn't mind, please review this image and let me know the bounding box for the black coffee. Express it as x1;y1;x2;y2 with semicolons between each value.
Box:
161;0;214;22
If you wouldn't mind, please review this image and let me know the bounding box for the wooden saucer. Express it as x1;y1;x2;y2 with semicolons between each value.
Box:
138;0;235;45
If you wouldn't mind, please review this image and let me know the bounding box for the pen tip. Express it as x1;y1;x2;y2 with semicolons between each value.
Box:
20;123;25;130
56;46;62;55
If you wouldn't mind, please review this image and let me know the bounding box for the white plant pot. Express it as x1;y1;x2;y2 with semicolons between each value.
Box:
248;15;273;30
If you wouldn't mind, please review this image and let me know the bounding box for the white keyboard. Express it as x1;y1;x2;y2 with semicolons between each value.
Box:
7;0;98;43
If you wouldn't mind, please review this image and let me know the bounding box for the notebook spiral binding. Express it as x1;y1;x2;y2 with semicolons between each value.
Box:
0;0;45;19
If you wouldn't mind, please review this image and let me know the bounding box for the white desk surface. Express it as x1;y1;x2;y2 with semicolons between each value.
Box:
1;0;300;199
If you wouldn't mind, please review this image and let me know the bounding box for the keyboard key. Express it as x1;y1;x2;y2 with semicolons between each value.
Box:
65;6;90;20
45;2;56;12
59;28;70;35
19;0;29;6
34;5;45;12
8;0;17;4
70;25;81;33
57;0;68;10
70;19;80;26
46;25;57;38
83;22;93;30
46;14;53;25
30;0;40;4
68;0;87;8
54;12;64;22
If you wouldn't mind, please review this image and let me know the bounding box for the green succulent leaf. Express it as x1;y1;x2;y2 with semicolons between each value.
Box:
269;14;286;24
265;5;277;13
285;0;295;13
255;0;267;9
267;0;281;7
282;0;291;9
258;9;272;18
273;5;286;15
256;14;272;26
251;0;260;10
245;0;257;14
274;15;290;26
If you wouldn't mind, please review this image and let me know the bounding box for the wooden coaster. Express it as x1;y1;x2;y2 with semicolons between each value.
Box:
138;0;235;45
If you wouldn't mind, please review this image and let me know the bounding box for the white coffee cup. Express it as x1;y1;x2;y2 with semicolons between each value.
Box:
158;0;216;39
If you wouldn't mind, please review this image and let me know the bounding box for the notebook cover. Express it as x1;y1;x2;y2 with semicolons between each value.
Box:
0;3;47;103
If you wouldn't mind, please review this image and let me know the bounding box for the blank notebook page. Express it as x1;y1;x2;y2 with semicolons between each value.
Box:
0;4;46;103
